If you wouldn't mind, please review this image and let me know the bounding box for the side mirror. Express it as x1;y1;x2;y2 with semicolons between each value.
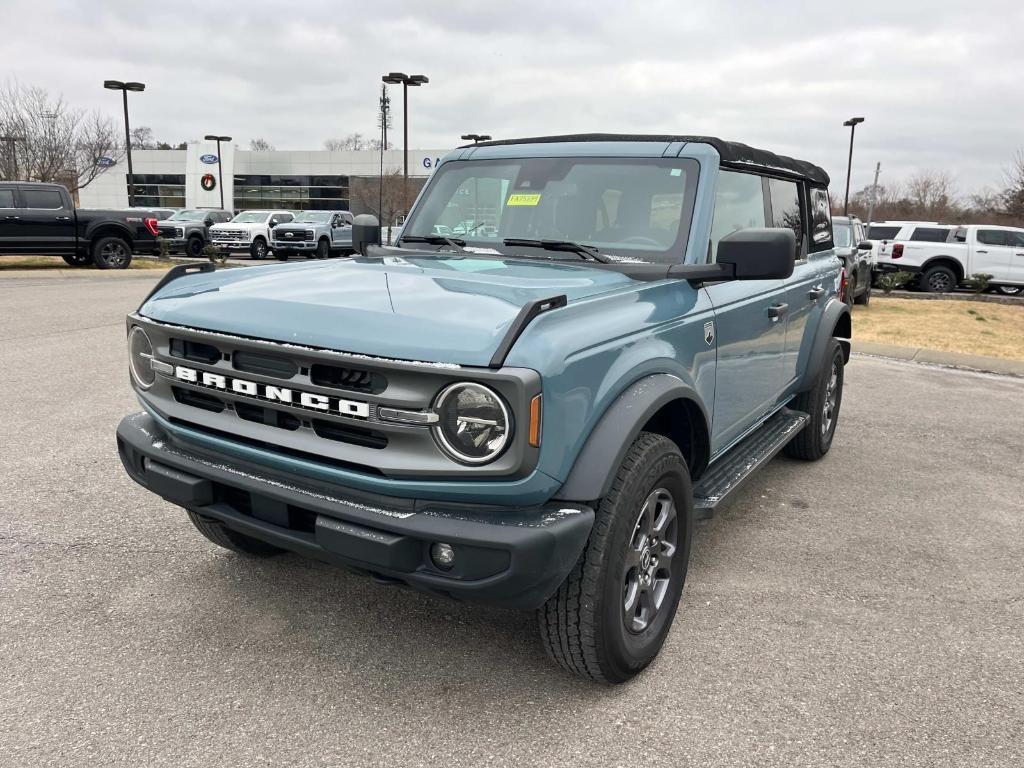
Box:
858;240;873;250
204;218;213;227
352;214;381;255
716;228;795;281
268;221;277;228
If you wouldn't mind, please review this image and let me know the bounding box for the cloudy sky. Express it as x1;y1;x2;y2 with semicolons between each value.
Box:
3;0;1021;198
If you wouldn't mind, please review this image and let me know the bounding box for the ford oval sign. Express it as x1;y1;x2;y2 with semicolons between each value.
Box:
200;154;219;164
96;156;115;168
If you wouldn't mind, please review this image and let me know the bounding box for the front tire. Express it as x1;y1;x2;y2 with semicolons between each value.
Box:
186;510;285;557
250;238;268;260
854;283;871;306
539;432;693;683
316;238;330;259
186;236;204;258
91;236;132;269
784;338;844;461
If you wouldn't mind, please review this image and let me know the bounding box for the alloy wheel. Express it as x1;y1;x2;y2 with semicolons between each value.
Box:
623;488;678;633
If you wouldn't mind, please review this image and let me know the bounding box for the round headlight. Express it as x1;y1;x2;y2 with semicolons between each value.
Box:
432;382;512;464
128;326;155;389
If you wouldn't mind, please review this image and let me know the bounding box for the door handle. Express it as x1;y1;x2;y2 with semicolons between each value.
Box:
808;286;826;300
55;215;71;221
768;303;789;322
976;249;988;254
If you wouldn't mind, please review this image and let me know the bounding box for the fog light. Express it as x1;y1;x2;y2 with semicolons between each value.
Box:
430;542;456;570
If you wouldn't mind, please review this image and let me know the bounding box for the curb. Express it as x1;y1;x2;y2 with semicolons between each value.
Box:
875;290;1023;306
852;340;1024;377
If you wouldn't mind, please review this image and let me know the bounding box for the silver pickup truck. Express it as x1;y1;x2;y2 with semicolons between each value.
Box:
271;210;354;260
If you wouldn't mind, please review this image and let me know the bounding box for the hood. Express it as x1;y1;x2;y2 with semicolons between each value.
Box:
139;253;636;366
211;221;264;230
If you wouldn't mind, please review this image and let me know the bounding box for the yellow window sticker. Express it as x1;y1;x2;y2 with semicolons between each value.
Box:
506;193;542;207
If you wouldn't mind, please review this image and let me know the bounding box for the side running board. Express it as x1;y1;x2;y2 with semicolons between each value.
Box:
693;408;809;519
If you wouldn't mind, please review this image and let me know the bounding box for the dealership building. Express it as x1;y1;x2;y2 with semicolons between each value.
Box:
78;138;452;219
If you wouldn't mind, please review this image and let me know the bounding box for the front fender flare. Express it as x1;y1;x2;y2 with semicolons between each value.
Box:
553;374;708;502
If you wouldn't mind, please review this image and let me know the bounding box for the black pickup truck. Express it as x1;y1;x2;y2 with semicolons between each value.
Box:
0;182;160;268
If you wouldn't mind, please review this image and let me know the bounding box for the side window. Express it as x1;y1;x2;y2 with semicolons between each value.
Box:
709;170;765;261
976;229;1007;246
1007;230;1024;248
767;178;805;259
909;227;952;242
281;213;293;223
808;187;832;251
0;189;15;208
21;189;65;209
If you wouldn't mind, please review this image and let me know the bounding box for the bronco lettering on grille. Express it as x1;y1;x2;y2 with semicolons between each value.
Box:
173;365;369;418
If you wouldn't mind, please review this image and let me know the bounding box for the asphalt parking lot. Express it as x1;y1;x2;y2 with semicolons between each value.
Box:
1;273;1022;767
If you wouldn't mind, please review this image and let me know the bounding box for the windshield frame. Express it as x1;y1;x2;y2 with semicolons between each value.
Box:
399;156;700;266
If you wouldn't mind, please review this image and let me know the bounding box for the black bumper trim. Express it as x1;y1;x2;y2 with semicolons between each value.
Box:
117;413;593;609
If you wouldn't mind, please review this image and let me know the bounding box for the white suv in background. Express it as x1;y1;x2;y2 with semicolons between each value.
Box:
210;210;294;260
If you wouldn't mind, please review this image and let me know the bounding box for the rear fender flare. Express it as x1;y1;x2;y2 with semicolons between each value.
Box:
798;299;851;391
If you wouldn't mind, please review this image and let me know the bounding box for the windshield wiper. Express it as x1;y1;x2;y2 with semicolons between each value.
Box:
401;234;467;252
503;238;611;263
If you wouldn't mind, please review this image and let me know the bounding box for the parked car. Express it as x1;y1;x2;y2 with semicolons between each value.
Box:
832;215;872;306
0;181;159;268
156;209;234;257
209;210;294;259
116;134;849;683
876;223;1024;293
271;210;354;260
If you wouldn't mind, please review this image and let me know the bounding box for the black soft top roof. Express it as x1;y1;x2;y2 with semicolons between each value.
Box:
465;133;830;186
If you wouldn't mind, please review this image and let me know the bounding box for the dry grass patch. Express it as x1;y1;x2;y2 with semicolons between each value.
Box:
0;255;178;271
856;297;1024;361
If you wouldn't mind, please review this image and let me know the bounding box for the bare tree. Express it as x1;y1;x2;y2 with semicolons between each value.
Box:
130;126;155;150
324;133;383;152
905;170;955;220
249;137;275;151
1003;149;1024;220
0;80;122;191
350;169;422;242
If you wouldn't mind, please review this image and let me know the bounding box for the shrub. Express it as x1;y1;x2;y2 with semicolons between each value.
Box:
203;244;227;266
877;271;915;294
155;236;170;261
966;273;994;293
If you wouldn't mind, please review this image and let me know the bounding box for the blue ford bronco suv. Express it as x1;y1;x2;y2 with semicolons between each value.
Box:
117;135;850;683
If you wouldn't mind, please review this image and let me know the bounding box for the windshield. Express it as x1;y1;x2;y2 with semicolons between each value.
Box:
401;157;699;264
833;222;852;248
168;210;209;221
291;212;332;224
231;211;269;223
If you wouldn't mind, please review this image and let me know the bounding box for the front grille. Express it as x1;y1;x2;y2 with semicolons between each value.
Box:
172;386;224;413
274;229;313;242
158;226;183;238
310;362;383;394
170;338;221;364
233;350;298;379
312;419;388;449
211;229;247;242
235;402;301;431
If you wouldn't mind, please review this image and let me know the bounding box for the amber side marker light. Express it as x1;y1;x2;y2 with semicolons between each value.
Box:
529;395;543;447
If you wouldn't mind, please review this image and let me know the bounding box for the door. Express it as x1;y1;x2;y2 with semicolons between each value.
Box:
705;169;789;453
0;186;18;252
332;213;352;249
1005;229;1024;284
972;229;1014;282
17;186;75;254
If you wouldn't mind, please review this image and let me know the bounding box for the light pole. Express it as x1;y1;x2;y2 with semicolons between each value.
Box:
0;135;25;180
204;134;232;210
381;72;428;201
104;80;146;206
842;116;865;215
461;134;492;144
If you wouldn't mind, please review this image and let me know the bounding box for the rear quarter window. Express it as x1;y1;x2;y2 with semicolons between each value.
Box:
868;226;900;240
809;187;832;251
0;189;15;208
909;227;952;242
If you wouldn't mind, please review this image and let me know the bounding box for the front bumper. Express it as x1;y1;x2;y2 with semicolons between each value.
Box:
272;240;316;250
116;413;593;609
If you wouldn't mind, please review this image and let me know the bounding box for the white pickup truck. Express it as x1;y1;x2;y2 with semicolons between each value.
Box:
875;224;1024;293
209;210;294;260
